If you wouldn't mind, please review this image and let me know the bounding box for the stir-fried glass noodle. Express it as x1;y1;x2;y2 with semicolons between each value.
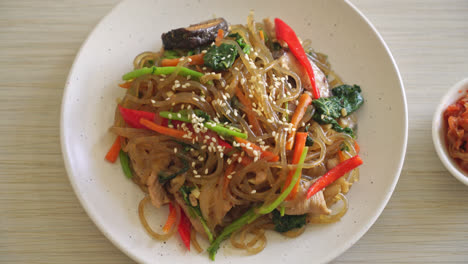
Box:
106;13;364;259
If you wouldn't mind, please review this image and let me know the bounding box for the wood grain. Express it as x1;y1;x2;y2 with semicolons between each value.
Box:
1;0;467;263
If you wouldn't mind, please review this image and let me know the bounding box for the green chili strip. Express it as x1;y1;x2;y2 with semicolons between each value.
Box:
207;207;259;260
207;148;308;260
204;122;247;139
159;110;248;139
258;147;308;214
119;150;133;179
122;66;204;81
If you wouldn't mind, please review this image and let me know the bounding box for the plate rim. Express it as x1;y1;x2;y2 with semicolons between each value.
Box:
60;0;408;263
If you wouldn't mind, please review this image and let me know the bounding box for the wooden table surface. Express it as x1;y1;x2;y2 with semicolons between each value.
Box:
1;0;468;263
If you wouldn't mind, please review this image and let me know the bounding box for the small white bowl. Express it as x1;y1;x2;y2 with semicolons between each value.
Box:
432;78;468;186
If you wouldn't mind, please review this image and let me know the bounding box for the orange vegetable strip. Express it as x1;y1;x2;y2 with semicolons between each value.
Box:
160;53;205;67
118;81;132;89
163;203;177;233
284;132;308;200
354;141;360;153
338;150;347;162
105;136;121;163
139;118;188;139
259;30;265;42
215;29;224;46
234;87;263;135
286;93;313;150
234;137;279;162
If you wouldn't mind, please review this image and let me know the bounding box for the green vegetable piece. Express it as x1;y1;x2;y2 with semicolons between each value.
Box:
204;121;247;139
208;147;309;260
305;135;314;146
280;205;285;216
258;147;308;215
272;210;307;233
163;50;180;59
204;43;238;71
207;207;259;260
159;110;247;139
312;84;363;136
158;158;189;184
179;186;214;243
227;33;251;54
331;84;363;115
122;66;204;81
119;150;133;179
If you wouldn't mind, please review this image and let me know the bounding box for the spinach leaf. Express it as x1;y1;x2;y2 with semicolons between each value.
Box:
331;84;363;115
304;124;314;146
272;210;307;233
227;33;251;54
312;84;363;136
204;34;251;71
203;43;237;71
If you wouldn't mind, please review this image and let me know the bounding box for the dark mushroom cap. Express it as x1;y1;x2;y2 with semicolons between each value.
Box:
161;18;228;50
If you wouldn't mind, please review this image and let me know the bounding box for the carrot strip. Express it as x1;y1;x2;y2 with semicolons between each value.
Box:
215;29;224;46
286;93;313;150
160;53;205;67
140;118;189;139
105;136;121;163
354;141;360;153
222;162;237;199
118;81;132;89
259;30;265;42
235;87;263;135
163;203;177;233
283;132;308;200
338;150;347;162
234;137;279;162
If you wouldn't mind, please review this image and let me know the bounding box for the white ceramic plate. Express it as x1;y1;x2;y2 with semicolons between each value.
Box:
60;0;407;263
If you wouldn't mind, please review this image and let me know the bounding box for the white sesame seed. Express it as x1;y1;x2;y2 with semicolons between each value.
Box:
227;175;232;179
193;97;199;102
192;162;196;167
194;174;201;178
205;168;209;174
251;190;257;194
174;147;177;153
192;170;197;174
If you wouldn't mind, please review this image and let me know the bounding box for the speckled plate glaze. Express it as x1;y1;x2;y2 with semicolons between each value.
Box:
60;0;407;263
